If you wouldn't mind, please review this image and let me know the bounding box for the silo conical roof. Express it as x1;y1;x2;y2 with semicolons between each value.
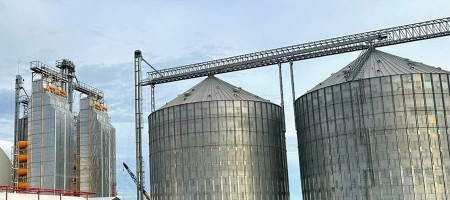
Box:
310;49;449;91
161;76;270;108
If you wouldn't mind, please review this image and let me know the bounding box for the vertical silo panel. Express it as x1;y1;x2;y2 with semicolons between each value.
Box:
306;93;313;113
110;128;116;196
383;93;394;113
402;75;413;95
391;75;402;97
437;110;445;128
218;101;225;116
303;96;309;126
435;92;444;111
261;102;268;144
168;106;174;132
235;104;244;147
305;95;313;159
180;104;187;134
371;77;382;98
441;74;450;94
307;96;314;144
226;102;235;146
343;101;354;132
413;74;424;93
333;85;342;106
254;101;262;138
295;98;301;130
312;90;319;117
381;76;392;96
396;110;407;129
423;74;433;94
350;82;361;132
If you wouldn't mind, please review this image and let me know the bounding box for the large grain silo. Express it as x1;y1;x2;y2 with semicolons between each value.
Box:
148;76;289;200
295;49;450;199
28;79;75;190
77;97;116;197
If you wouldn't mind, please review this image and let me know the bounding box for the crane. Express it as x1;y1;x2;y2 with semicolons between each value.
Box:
123;163;152;200
133;17;450;200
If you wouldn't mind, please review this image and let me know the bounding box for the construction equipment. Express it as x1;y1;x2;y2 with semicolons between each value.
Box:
123;163;151;200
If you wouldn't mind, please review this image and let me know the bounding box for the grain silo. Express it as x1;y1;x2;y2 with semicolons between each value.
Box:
295;49;450;199
28;79;75;190
77;97;116;197
0;147;12;186
148;76;289;200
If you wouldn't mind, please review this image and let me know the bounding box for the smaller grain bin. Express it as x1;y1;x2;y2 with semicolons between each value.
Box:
148;76;289;200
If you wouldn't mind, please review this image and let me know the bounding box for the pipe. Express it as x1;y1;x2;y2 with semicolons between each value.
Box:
13;75;23;184
134;50;144;200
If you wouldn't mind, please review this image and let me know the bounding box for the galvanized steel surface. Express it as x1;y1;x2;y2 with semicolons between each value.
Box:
149;77;289;200
161;76;270;109
28;79;75;190
310;50;450;91
78;98;116;197
295;50;450;199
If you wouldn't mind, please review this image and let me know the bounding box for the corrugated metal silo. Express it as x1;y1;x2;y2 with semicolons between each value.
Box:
295;49;450;199
149;76;289;200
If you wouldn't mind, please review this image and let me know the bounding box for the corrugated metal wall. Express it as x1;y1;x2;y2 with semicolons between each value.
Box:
78;97;116;197
149;100;289;200
295;73;450;199
28;79;75;190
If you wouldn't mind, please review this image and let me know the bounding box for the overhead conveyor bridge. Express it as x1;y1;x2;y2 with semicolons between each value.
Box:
30;60;104;100
142;17;450;85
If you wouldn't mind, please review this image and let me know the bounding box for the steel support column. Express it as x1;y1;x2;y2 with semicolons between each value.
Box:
134;50;144;200
278;63;286;132
289;62;296;103
151;85;155;112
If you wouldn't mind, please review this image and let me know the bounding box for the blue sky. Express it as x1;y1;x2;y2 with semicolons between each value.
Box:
1;1;450;199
